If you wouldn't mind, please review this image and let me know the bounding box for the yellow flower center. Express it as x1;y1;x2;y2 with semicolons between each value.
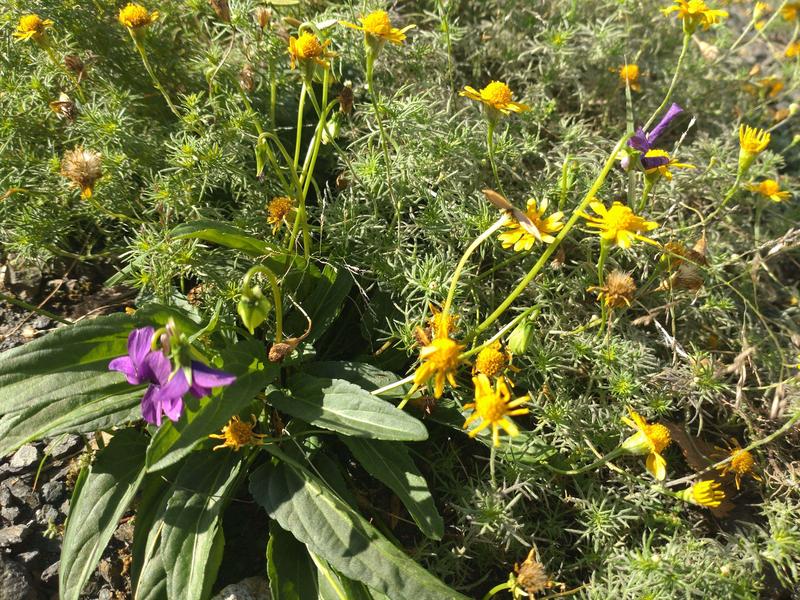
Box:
425;338;462;372
18;14;46;35
119;3;156;28
729;448;755;474
602;204;639;233
268;196;294;223
474;379;512;422
619;64;639;82
474;345;508;377
361;10;392;36
758;180;780;196
645;423;671;453
294;32;323;58
482;81;514;107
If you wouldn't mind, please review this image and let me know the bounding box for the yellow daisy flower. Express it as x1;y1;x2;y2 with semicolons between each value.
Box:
462;374;530;447
718;443;761;489
267;196;295;232
677;479;725;508
460;81;530;117
209;415;267;451
340;10;415;45
786;41;800;58
473;341;511;378
738;125;770;174
118;3;159;30
498;198;565;251
618;64;641;91
413;335;464;399
782;2;800;20
747;179;791;202
581;201;659;249
620;409;672;480
643;149;696;181
662;0;728;32
288;31;334;71
13;14;54;42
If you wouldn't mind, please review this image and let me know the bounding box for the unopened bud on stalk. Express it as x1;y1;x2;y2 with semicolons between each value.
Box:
237;286;272;334
507;317;535;355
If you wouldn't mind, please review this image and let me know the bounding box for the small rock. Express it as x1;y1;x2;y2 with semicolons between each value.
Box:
1;506;21;523
113;520;135;544
9;445;40;473
59;499;70;517
0;485;11;507
210;576;271;600
98;558;124;588
35;504;59;527
16;551;39;566
2;255;43;302
40;560;59;584
0;554;37;600
97;587;114;600
31;316;52;330
45;434;81;459
0;523;32;548
40;481;64;504
5;478;38;510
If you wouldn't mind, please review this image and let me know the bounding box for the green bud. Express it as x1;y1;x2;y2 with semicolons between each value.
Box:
506;318;535;355
322;113;341;145
237;286;272;334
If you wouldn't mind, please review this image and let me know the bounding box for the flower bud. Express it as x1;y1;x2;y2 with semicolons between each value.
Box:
507;318;535;355
620;430;651;456
254;7;271;30
322;113;341;145
237;286;272;334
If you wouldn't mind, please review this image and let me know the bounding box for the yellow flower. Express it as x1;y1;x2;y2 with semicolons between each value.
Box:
581;201;659;249
460;81;530;117
620;410;671;480
473;341;511;378
718;444;760;489
782;2;800;20
643;149;696;181
498;198;565;251
678;480;726;508
13;14;54;42
413;336;464;399
618;64;641;91
209;415;267;451
288;31;334;70
662;0;728;32
747;179;791;202
428;303;458;339
786;41;800;57
462;374;529;447
738;125;770;174
587;270;637;308
340;10;415;45
118;3;159;29
267;196;295;232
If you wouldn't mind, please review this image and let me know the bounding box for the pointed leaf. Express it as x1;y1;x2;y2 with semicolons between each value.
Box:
267;522;318;600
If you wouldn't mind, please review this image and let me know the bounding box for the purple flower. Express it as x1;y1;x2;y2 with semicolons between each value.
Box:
624;103;684;170
139;352;189;426
187;361;236;399
108;326;156;385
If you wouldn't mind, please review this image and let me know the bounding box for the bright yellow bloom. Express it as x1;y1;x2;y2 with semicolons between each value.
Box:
473;341;511;378
118;3;159;29
747;179;791;202
267;196;295;232
413;336;464;399
288;31;334;70
643;149;696;181
581;201;659;249
738;125;770;174
428;303;458;338
718;444;760;489
786;41;800;57
782;2;800;20
618;64;641;91
340;10;415;45
209;415;267;451
460;81;530;116
498;198;564;251
13;14;54;42
462;374;529;447
678;480;726;507
662;0;728;32
621;410;671;480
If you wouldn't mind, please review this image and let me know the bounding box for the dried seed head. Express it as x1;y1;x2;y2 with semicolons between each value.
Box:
239;64;255;92
208;0;231;22
589;270;636;308
515;550;549;596
339;82;354;114
254;7;271;30
49;93;78;122
268;341;296;362
64;54;87;82
60;147;102;198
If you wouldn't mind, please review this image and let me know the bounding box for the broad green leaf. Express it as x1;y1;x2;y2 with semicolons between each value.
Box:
302;361;409;399
131;474;173;592
342;438;443;540
284;264;352;345
267;522;318;600
60;429;148;600
250;462;468;600
275;374;427;441
145;340;276;472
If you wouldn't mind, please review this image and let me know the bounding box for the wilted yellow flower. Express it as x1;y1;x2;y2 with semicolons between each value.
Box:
588;270;637;308
60;148;102;198
643;149;696;181
460;81;530;117
288;31;334;70
782;2;800;20
618;64;641;91
513;550;551;598
498;198;565;251
209;415;266;451
462;374;529;447
267;196;295;232
678;480;726;507
118;3;159;29
13;14;54;42
340;10;415;45
581;201;659;249
786;41;800;58
413;335;464;399
738;125;770;174
663;0;728;32
621;410;671;480
473;341;511;378
747;179;791;202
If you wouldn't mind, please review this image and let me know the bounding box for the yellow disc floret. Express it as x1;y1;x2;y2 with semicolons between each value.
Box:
13;14;54;42
473;342;510;378
288;31;334;70
462;374;530;446
209;415;267;451
619;64;641;91
621;410;672;480
581;201;659;249
460;81;530;117
498;198;565;251
267;196;295;232
118;3;159;29
413;336;464;399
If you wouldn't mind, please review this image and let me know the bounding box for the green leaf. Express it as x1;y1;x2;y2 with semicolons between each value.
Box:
250;462;468;600
145;340;277;472
60;429;148;600
342;438;443;540
274;374;427;441
284;264;352;345
302;361;409;399
267;522;319;600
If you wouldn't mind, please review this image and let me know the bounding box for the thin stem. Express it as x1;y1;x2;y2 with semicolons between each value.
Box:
644;32;691;130
489;444;497;486
702;173;742;225
596;239;610;286
637;176;655;213
481;582;512;600
371;373;415;396
293;81;307;171
132;35;181;118
43;44;86;103
487;122;505;196
544;446;625;476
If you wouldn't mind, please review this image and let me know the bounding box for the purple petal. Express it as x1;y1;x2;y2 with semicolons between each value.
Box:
128;327;155;368
145;352;173;385
188;361;236;399
647;103;683;145
109;356;143;385
141;384;162;426
641;152;670;170
628;128;650;153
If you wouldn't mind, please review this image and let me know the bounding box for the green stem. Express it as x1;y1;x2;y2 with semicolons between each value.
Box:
293;81;307;172
481;582;512;600
473;134;631;337
643;32;690;130
243;265;283;342
596;239;610;286
487;122;505;196
702;173;742;225
132;35;181;118
545;446;625;476
638;177;655;213
489;444;497;486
